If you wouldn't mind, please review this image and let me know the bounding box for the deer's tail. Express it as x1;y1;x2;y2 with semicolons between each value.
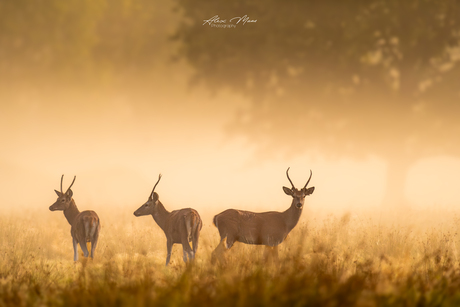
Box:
185;211;202;242
84;216;99;241
213;215;218;228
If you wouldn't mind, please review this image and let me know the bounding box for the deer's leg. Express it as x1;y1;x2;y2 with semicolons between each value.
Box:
271;246;280;268
185;217;192;242
181;236;193;263
211;237;229;264
166;239;173;266
80;240;90;258
263;246;270;261
73;237;79;261
225;236;235;249
273;245;279;261
191;231;200;260
182;248;193;263
264;245;279;263
90;231;99;259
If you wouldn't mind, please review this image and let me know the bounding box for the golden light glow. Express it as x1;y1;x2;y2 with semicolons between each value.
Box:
1;1;459;217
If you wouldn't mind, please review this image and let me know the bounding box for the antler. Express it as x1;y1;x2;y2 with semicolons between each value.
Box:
150;174;162;199
60;175;76;195
286;167;296;189
303;170;313;190
66;176;76;194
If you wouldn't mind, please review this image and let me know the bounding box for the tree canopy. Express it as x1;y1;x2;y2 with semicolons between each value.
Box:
176;0;460;155
175;0;460;205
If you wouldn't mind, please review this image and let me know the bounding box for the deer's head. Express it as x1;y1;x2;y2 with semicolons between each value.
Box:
134;174;162;217
49;175;76;211
282;168;315;210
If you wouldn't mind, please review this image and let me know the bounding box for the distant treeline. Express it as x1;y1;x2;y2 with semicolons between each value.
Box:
0;0;177;83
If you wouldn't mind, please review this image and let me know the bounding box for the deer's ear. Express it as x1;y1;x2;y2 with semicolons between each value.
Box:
151;192;159;202
304;187;315;196
54;190;63;197
283;186;293;195
66;189;73;198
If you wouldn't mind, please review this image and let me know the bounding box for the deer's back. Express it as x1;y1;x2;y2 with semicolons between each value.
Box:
214;209;286;227
213;209;289;245
167;208;202;243
71;210;100;243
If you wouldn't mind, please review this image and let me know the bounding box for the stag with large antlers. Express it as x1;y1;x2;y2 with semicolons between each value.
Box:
49;175;100;261
134;174;202;266
212;168;315;262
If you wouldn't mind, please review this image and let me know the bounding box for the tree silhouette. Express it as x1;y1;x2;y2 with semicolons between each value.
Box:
0;0;172;85
176;0;460;207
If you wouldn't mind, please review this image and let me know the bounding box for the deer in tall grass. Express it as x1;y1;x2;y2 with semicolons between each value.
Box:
212;168;315;262
49;175;100;261
133;174;202;266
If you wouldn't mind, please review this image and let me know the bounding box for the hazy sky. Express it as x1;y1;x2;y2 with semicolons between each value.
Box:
2;63;460;216
1;1;460;216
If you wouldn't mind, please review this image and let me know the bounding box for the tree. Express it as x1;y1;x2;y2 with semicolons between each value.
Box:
175;0;460;207
0;0;173;86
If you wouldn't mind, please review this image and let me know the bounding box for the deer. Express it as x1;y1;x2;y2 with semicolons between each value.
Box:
133;174;202;266
49;175;101;261
211;168;315;262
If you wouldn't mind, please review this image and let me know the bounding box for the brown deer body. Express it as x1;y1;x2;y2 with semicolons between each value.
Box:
49;175;100;261
212;168;314;261
134;174;202;266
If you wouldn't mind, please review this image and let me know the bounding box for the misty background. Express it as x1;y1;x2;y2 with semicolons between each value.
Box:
1;0;460;216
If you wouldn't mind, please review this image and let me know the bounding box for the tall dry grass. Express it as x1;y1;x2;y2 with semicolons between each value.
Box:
2;207;460;306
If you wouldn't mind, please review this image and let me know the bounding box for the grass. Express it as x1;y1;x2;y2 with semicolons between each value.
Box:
2;207;460;306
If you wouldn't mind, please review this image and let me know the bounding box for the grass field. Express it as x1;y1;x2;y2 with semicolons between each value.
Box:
1;207;460;306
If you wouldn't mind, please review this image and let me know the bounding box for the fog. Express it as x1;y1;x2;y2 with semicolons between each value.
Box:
1;1;460;216
0;78;385;213
3;74;460;214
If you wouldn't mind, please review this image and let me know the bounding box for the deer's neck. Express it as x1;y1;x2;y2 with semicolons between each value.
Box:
63;200;80;226
151;200;170;232
283;202;303;232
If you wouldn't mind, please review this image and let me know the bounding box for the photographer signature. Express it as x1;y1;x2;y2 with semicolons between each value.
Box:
203;15;257;26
